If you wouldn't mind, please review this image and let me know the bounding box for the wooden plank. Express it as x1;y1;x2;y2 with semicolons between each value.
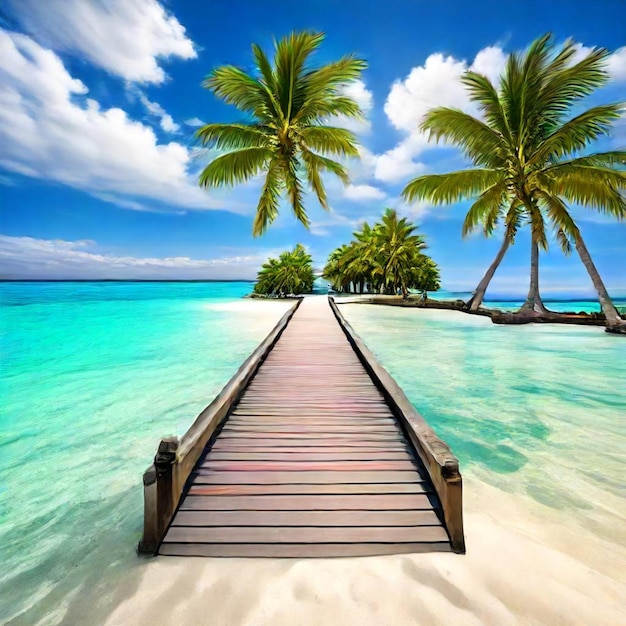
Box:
206;451;412;461
186;483;429;496
171;509;441;527
209;439;410;449
216;432;403;441
191;470;423;484
180;494;436;511
163;525;450;544
220;424;401;434
198;460;419;472
159;542;452;557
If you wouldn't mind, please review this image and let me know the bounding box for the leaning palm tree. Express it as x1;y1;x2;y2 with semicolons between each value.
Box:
197;31;367;236
402;34;626;331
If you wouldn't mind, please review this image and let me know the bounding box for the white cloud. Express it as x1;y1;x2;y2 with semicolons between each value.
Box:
0;235;271;279
0;30;239;213
334;79;374;134
385;53;470;133
184;117;205;127
135;90;180;133
5;0;196;83
343;184;386;201
470;45;507;85
374;136;427;183
376;47;508;185
607;46;626;81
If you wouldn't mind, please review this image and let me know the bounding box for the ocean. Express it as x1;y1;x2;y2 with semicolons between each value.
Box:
1;282;625;625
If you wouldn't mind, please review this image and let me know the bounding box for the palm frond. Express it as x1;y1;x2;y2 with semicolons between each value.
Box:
301;148;350;185
199;147;271;187
299;126;359;157
541;167;626;217
204;66;271;117
462;182;508;236
253;159;283;236
547;150;626;168
420;108;508;167
462;71;512;142
535;189;580;249
284;154;308;228
274;31;324;120
196;123;272;150
527;104;623;165
403;169;503;204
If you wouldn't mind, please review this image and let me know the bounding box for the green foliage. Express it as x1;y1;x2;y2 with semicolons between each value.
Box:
198;31;367;236
403;34;625;248
323;209;440;296
253;244;315;296
401;33;626;308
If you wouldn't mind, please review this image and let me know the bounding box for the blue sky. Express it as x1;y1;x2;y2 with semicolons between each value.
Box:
0;0;624;296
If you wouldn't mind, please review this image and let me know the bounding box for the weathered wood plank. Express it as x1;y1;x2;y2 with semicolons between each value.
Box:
186;482;429;496
180;494;436;511
206;451;412;461
159;542;453;557
198;460;419;472
163;525;450;544
171;509;442;527
191;470;423;484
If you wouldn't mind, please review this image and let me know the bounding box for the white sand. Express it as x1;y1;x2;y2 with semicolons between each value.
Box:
102;476;626;626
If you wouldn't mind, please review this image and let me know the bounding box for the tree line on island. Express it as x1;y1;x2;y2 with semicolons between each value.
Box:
252;209;440;298
196;31;626;332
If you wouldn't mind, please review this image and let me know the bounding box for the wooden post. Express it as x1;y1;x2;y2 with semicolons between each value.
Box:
137;465;158;554
137;436;179;554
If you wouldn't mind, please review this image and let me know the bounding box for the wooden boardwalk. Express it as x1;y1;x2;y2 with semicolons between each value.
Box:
158;297;453;557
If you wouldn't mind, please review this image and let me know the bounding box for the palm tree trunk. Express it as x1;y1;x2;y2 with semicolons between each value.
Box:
518;239;549;315
575;232;626;329
466;237;511;311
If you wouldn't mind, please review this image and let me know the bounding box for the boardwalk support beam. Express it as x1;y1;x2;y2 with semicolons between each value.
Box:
329;297;465;554
138;300;301;554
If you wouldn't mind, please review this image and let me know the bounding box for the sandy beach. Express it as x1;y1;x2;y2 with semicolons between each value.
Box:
97;475;625;626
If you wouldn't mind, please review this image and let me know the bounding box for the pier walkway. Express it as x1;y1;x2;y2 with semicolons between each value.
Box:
139;297;464;557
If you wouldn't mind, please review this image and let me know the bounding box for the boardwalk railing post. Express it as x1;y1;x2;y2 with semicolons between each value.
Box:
138;465;158;554
138;436;179;554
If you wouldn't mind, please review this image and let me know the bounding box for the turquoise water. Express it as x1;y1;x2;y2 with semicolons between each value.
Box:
2;283;625;624
0;282;291;625
429;289;626;313
341;304;626;544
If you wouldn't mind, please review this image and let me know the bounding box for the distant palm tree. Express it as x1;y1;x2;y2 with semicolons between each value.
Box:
323;209;434;297
254;244;315;295
197;31;367;236
372;208;427;297
402;34;626;330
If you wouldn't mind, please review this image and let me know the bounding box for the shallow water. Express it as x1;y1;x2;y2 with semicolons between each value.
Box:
2;284;625;625
340;304;626;546
0;282;292;625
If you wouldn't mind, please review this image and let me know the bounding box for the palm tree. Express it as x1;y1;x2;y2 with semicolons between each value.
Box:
372;209;427;297
197;31;367;236
254;244;315;295
402;34;626;330
323;209;435;297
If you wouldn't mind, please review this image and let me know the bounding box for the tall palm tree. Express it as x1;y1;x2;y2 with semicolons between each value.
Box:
402;34;626;330
197;31;367;236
